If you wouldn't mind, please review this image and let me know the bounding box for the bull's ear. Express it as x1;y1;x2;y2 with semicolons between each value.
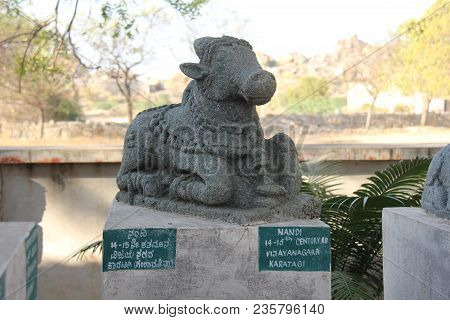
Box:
180;63;209;80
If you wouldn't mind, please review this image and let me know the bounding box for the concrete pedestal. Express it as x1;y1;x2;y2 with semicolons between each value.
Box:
102;201;331;299
383;207;450;299
0;222;42;300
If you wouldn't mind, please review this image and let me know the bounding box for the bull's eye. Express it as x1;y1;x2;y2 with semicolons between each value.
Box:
215;50;227;62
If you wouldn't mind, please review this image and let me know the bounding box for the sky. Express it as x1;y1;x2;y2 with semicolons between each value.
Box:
147;0;434;79
219;0;433;56
25;0;435;80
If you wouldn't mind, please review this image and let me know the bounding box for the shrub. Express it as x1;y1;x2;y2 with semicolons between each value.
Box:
394;104;413;113
290;96;346;114
279;77;330;107
47;96;83;121
269;77;346;114
94;100;117;110
304;158;431;299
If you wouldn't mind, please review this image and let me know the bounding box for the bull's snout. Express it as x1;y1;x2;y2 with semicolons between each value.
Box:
241;70;277;105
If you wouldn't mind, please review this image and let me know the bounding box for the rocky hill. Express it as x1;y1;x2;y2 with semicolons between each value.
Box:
256;35;375;96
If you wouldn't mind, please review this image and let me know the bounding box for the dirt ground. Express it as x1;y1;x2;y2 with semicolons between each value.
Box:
1;126;449;147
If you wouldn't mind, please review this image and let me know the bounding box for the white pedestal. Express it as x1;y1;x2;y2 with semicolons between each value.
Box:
102;201;331;299
0;222;41;300
383;207;450;299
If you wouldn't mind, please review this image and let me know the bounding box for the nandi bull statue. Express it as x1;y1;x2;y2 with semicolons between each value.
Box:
422;144;450;219
116;36;319;223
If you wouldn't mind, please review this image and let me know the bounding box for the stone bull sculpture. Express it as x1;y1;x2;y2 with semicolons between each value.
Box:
422;144;450;219
116;36;319;223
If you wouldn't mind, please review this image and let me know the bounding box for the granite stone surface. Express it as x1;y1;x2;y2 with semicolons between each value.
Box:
422;144;450;219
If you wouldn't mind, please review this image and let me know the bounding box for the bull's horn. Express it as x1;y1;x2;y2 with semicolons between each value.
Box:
194;37;214;60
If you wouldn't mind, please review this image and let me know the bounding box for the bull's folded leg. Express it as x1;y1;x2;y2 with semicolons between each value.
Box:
118;171;167;199
168;174;195;199
170;173;232;205
170;154;232;205
265;133;301;194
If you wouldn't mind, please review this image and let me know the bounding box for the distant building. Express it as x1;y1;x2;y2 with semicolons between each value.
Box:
149;82;165;93
346;82;448;113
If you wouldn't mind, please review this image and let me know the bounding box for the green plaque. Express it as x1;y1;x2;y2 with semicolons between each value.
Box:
25;225;38;300
0;272;5;300
103;228;176;272
259;226;330;272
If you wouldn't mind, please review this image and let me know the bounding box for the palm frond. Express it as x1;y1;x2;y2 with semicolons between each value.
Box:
301;160;343;199
323;157;431;299
71;240;103;261
406;184;424;207
332;271;378;300
354;158;431;198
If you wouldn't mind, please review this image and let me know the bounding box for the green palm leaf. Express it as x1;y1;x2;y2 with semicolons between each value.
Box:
331;271;378;300
354;158;430;198
71;240;103;261
301;160;343;199
320;157;431;299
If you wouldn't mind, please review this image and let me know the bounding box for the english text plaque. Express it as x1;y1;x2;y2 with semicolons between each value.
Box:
259;226;330;272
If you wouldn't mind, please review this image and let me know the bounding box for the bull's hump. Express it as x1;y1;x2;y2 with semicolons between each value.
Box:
130;104;179;129
143;103;178;113
134;104;178;119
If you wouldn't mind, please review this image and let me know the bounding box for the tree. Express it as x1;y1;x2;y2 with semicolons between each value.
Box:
278;76;330;113
296;76;330;100
0;0;208;96
81;3;169;122
84;1;209;122
85;19;150;122
0;12;81;137
1;1;209;125
109;45;142;123
394;0;450;126
353;49;393;130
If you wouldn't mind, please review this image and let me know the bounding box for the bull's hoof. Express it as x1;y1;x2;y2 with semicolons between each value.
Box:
142;176;161;196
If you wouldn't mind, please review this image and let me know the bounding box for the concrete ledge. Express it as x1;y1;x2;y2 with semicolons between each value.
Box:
298;143;443;161
382;207;450;299
0;143;444;164
0;146;123;164
0;222;42;300
102;201;331;299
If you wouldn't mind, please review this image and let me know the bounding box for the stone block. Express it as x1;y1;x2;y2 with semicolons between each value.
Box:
102;201;331;299
383;207;450;299
0;222;42;300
